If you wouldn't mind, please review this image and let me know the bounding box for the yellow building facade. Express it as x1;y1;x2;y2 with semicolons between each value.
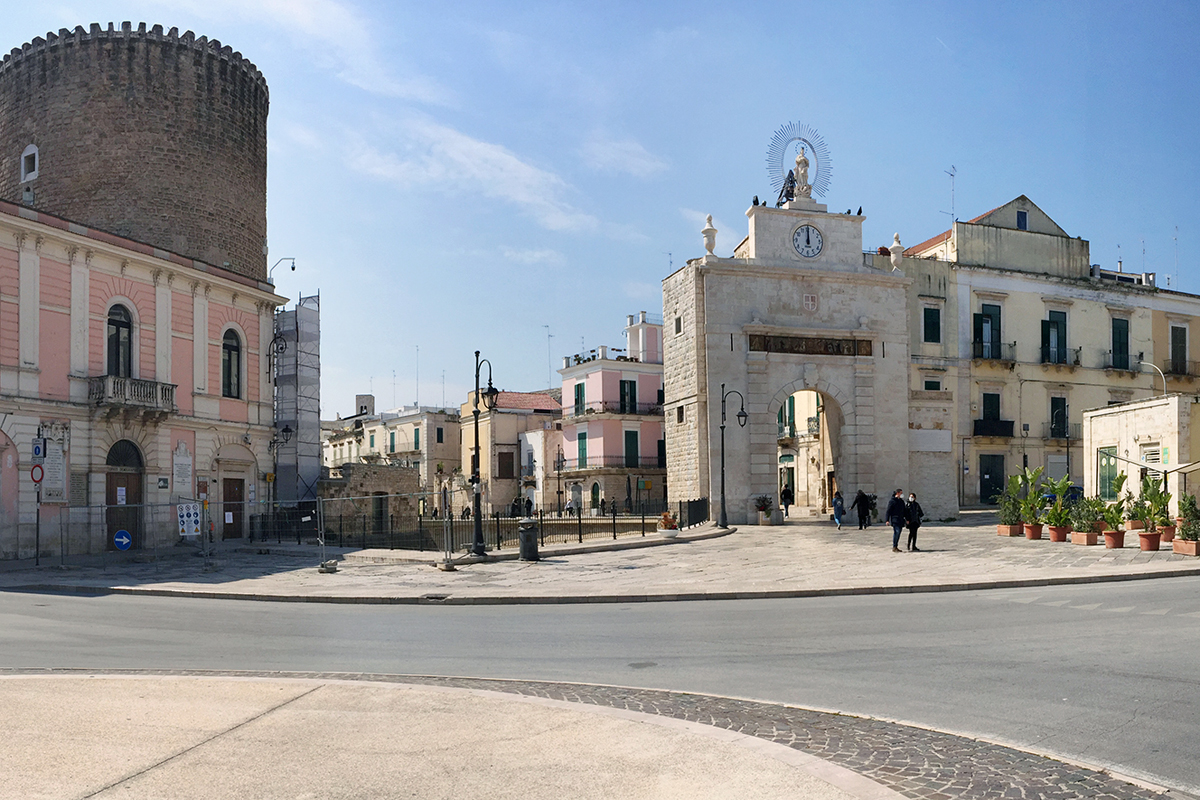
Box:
900;196;1200;505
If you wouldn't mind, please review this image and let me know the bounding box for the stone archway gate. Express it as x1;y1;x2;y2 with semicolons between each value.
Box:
662;197;915;525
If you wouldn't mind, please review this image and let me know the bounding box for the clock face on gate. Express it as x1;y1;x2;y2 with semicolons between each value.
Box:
793;224;823;258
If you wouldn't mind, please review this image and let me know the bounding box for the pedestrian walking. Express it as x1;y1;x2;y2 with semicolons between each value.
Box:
780;485;794;518
852;490;871;529
832;491;845;530
525;497;533;516
599;497;606;516
884;489;906;553
565;497;575;518
905;492;924;551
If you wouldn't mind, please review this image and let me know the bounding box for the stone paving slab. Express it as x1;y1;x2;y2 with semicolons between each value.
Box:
2;512;1199;604
5;669;1191;800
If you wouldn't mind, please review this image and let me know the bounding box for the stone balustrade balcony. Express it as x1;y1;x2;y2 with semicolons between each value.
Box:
88;375;176;419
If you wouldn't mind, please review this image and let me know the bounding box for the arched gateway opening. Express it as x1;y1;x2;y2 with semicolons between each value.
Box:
775;389;844;514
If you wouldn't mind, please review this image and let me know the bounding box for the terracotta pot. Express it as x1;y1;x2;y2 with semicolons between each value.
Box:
1125;519;1144;530
1137;531;1161;551
1071;531;1099;546
1091;521;1106;533
1047;525;1070;542
997;524;1023;537
1173;539;1200;556
1024;523;1043;540
1160;525;1176;543
1103;530;1126;549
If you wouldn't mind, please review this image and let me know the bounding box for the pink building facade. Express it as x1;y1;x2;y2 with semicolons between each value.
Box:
558;312;666;513
0;201;283;558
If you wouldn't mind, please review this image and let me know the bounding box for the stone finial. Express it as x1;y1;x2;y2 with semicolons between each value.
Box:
702;214;717;255
888;233;903;271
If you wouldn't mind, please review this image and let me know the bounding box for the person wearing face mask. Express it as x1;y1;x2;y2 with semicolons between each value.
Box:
884;489;906;553
905;492;925;552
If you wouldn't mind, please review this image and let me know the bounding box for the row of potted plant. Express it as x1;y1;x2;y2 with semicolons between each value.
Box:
996;468;1200;554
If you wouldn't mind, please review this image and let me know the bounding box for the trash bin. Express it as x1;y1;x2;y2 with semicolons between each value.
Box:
518;517;539;561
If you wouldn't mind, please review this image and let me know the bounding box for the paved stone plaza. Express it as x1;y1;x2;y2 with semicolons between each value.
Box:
3;511;1198;603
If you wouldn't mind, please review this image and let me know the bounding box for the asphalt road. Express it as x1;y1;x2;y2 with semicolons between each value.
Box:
2;577;1198;793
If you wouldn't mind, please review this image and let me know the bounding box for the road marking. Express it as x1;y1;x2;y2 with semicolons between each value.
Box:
1106;606;1135;613
1069;603;1101;610
1009;596;1040;604
1140;608;1171;615
1180;611;1200;618
1040;600;1069;607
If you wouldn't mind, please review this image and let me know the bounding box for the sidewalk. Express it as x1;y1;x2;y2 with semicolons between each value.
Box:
3;511;1198;604
0;674;892;800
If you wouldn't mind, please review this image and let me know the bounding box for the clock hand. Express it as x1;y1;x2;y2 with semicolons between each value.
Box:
806;229;811;246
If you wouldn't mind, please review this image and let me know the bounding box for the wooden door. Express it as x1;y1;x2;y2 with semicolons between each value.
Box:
106;472;143;550
223;478;245;539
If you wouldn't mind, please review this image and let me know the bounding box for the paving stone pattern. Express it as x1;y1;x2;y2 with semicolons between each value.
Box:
4;668;1177;800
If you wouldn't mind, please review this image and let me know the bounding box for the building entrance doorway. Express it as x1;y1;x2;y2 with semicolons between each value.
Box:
776;389;843;513
222;478;245;539
106;440;143;550
979;454;1006;505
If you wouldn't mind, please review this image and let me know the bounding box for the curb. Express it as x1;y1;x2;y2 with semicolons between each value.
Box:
9;563;1200;605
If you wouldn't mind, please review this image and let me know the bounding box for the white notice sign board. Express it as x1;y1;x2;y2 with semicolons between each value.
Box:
41;442;66;503
178;502;201;538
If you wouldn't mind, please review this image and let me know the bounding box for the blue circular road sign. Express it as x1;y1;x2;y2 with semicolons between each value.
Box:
114;530;132;551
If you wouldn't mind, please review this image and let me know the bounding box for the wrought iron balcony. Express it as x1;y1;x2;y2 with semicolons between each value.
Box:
1164;358;1200;378
972;418;1014;437
1040;346;1080;366
1104;351;1136;371
88;375;176;416
559;455;667;471
971;340;1015;362
566;401;664;418
1042;422;1081;440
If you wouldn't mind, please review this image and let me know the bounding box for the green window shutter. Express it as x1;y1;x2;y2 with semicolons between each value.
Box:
923;307;940;343
624;430;639;468
413;426;419;450
982;393;1000;421
574;383;585;415
577;432;587;468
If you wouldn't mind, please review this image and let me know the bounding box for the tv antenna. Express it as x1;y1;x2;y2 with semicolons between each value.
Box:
939;165;957;222
664;251;672;271
543;325;554;388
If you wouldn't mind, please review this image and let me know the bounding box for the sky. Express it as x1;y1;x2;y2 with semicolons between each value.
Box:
6;1;1200;416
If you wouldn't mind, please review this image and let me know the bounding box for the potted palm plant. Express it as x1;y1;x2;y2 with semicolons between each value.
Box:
1044;474;1073;542
754;495;775;526
1101;492;1126;549
1174;493;1200;556
1148;476;1175;543
1134;475;1171;551
996;475;1023;536
1019;466;1046;539
1070;496;1103;546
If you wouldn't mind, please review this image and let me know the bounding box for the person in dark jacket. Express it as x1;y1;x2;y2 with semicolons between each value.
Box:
852;490;871;529
905;492;924;551
884;489;906;553
780;485;794;517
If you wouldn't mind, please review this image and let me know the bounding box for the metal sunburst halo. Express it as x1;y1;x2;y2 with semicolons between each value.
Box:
766;122;832;199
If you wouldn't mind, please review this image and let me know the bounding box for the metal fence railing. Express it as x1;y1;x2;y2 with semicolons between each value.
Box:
315;494;709;553
13;493;709;562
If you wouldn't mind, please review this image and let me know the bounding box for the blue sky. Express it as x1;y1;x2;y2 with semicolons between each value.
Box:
8;2;1199;415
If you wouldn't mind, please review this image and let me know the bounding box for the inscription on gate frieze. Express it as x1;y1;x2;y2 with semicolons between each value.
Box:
748;334;871;357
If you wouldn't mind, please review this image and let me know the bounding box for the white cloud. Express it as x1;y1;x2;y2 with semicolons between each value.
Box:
501;247;565;266
153;0;450;103
349;118;597;231
580;134;668;177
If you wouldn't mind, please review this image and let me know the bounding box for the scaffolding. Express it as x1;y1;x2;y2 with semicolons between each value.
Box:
274;294;321;507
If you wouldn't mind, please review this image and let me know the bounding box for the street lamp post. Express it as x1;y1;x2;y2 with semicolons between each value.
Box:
266;424;293;541
554;444;565;516
718;382;748;529
471;351;499;557
1139;360;1166;397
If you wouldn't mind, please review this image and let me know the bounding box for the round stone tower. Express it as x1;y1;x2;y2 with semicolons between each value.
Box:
0;22;269;281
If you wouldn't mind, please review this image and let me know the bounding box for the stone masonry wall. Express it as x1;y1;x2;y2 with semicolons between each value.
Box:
0;23;269;280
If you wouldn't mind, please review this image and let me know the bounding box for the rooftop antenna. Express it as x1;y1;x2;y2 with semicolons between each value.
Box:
1117;243;1122;273
392;370;396;409
938;166;957;224
442;370;446;410
664;251;673;271
1175;226;1180;289
543;324;553;388
1142;238;1146;273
